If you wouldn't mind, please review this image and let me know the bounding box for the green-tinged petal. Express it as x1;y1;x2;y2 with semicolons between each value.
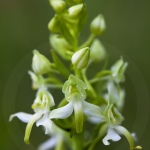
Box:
9;112;33;123
69;74;86;89
36;113;53;134
24;112;42;144
76;84;86;99
111;58;123;76
82;101;104;118
114;125;134;150
73;95;84;133
102;127;121;145
50;102;73;119
108;82;118;104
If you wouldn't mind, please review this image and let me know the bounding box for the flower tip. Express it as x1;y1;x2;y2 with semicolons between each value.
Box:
9;115;13;122
24;137;30;145
134;146;142;149
33;49;38;54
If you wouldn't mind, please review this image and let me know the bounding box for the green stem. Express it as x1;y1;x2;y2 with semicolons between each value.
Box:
79;33;96;49
46;84;63;89
81;70;97;98
88;124;108;150
89;76;109;84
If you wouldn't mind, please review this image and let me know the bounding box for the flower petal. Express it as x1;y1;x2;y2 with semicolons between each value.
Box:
37;136;57;150
73;96;84;133
9;112;33;123
114;125;135;150
24;112;43;144
102;128;121;145
49;102;73;119
82;101;104;118
36;113;53;134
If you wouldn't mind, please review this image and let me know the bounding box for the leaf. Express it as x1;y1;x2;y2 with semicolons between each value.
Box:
51;50;70;78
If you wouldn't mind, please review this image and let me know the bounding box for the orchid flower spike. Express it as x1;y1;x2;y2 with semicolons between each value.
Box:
9;87;55;144
50;74;104;133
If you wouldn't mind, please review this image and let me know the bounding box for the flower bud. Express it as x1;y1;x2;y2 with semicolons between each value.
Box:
90;14;106;35
32;50;51;75
48;15;61;33
90;39;106;63
71;47;90;69
49;0;66;13
68;4;84;19
28;71;44;90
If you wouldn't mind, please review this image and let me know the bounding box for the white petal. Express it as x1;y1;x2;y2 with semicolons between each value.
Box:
37;136;57;150
113;125;134;149
36;113;53;134
82;101;104;118
50;102;73;119
9;112;33;123
102;128;121;145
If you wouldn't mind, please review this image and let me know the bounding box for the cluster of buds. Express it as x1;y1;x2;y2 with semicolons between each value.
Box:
9;0;142;150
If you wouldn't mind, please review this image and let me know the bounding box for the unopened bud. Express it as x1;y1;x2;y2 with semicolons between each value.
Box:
68;4;84;19
32;50;51;75
90;14;106;35
50;0;66;13
48;15;61;33
71;47;90;69
90;39;106;62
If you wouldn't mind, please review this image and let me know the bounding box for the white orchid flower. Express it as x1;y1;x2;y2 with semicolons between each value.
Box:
95;103;142;150
9;88;55;144
50;75;104;133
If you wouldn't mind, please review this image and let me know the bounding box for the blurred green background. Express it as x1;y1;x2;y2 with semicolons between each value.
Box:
0;0;150;149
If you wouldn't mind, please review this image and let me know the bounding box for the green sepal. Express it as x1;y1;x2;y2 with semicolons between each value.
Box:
51;50;70;78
